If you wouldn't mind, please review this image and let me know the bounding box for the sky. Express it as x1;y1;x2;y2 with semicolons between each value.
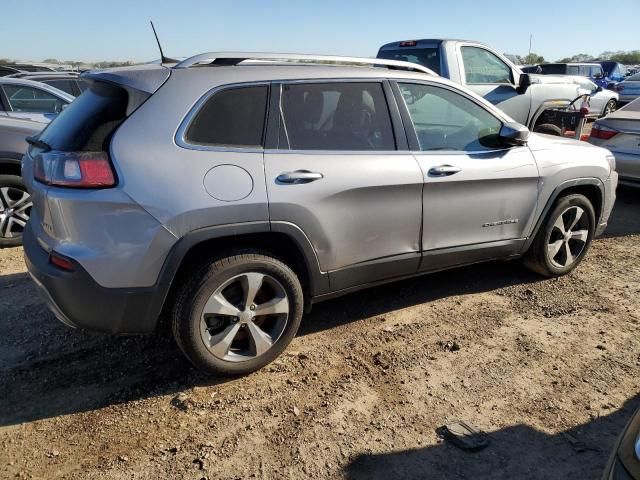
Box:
2;0;640;63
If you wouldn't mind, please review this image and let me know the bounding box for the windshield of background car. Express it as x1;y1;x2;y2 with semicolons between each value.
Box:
377;47;441;74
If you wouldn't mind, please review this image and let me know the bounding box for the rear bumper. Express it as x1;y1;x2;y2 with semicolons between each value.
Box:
23;224;160;334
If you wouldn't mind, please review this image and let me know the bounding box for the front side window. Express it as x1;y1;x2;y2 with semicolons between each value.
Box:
461;47;512;84
185;85;268;147
2;84;67;113
280;82;395;151
398;82;502;152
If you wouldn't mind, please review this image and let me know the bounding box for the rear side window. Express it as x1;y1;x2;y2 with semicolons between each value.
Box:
540;64;566;75
566;65;579;75
280;82;395;151
377;47;441;75
185;85;268;147
38;81;129;151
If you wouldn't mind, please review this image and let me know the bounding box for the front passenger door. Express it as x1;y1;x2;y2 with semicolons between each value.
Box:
393;81;540;270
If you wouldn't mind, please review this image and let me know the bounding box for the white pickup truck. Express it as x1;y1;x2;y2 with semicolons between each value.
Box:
377;39;582;135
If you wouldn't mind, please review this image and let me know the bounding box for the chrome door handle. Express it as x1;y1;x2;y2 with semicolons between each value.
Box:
428;165;462;177
276;170;324;184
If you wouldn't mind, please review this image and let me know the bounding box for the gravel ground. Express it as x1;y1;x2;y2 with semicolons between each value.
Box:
1;187;639;480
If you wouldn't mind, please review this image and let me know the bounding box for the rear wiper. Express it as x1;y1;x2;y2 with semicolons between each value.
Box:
26;135;52;151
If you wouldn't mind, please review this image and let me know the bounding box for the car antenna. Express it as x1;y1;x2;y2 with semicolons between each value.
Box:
150;21;178;64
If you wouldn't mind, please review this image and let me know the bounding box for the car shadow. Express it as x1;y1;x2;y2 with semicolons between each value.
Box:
344;394;640;480
602;185;640;238
0;259;540;427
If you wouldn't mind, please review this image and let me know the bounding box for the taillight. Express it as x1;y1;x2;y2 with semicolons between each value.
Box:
34;152;116;188
590;125;618;140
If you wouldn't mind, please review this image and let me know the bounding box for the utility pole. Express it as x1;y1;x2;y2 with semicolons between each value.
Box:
529;34;532;56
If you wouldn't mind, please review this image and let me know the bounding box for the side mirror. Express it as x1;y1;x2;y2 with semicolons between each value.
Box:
517;73;531;94
594;86;603;94
499;122;529;146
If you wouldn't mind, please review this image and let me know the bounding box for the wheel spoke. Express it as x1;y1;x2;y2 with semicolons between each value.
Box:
203;292;240;317
0;215;9;238
241;272;264;308
564;242;575;266
570;229;588;242
547;240;563;259
553;215;566;234
254;296;289;316
0;188;12;209
568;207;583;231
246;321;273;356
208;323;241;357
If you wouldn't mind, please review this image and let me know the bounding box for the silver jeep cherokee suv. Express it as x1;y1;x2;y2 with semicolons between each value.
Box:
22;53;618;375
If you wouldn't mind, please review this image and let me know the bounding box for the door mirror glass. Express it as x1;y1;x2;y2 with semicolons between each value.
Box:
499;122;529;146
518;73;532;94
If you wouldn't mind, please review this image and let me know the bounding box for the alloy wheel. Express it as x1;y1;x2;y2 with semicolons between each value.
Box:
0;186;32;239
199;272;290;362
604;100;616;116
546;206;590;268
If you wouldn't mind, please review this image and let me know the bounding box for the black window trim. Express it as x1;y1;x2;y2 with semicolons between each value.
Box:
270;77;405;155
176;81;271;153
390;79;516;155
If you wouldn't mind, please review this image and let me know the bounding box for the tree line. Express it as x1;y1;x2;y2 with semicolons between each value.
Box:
518;50;640;66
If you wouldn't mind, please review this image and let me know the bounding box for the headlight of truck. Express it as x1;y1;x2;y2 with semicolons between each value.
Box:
606;154;616;171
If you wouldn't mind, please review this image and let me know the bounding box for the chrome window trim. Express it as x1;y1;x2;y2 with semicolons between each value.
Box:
175;81;270;153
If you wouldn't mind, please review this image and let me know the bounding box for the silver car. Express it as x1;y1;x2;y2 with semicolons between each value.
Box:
615;72;640;104
589;98;640;186
0;77;74;123
22;53;618;375
566;76;619;117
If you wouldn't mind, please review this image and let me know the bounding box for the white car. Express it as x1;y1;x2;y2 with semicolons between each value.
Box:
565;76;619;117
589;98;640;186
0;77;74;123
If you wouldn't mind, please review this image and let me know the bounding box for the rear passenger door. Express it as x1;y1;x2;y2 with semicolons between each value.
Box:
264;80;424;291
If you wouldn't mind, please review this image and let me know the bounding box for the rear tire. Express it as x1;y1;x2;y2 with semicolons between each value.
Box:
534;123;563;136
524;194;595;277
0;174;31;248
172;250;304;375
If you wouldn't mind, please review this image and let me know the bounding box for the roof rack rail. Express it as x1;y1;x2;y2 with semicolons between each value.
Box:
173;52;436;76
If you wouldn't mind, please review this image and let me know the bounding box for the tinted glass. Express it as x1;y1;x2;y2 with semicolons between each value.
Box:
398;83;502;152
461;47;512;84
377;47;441;75
76;80;91;92
39;81;128;151
540;64;566;74
2;84;67;113
185;86;268;147
281;82;395;151
43;79;76;96
567;65;580;75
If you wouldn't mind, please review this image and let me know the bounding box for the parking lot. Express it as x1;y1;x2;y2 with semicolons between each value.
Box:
0;186;637;479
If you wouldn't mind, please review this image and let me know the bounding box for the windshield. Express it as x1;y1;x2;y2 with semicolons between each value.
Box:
377;48;441;75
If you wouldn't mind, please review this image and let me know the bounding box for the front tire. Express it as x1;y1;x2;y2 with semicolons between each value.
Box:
603;99;617;117
172;250;304;375
0;174;32;248
524;194;595;277
533;123;563;136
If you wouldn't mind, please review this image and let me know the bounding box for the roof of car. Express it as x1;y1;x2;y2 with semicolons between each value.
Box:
0;77;76;101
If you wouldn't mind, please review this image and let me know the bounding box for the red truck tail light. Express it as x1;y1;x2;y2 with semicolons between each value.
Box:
49;251;74;271
34;152;116;188
589;125;618;140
